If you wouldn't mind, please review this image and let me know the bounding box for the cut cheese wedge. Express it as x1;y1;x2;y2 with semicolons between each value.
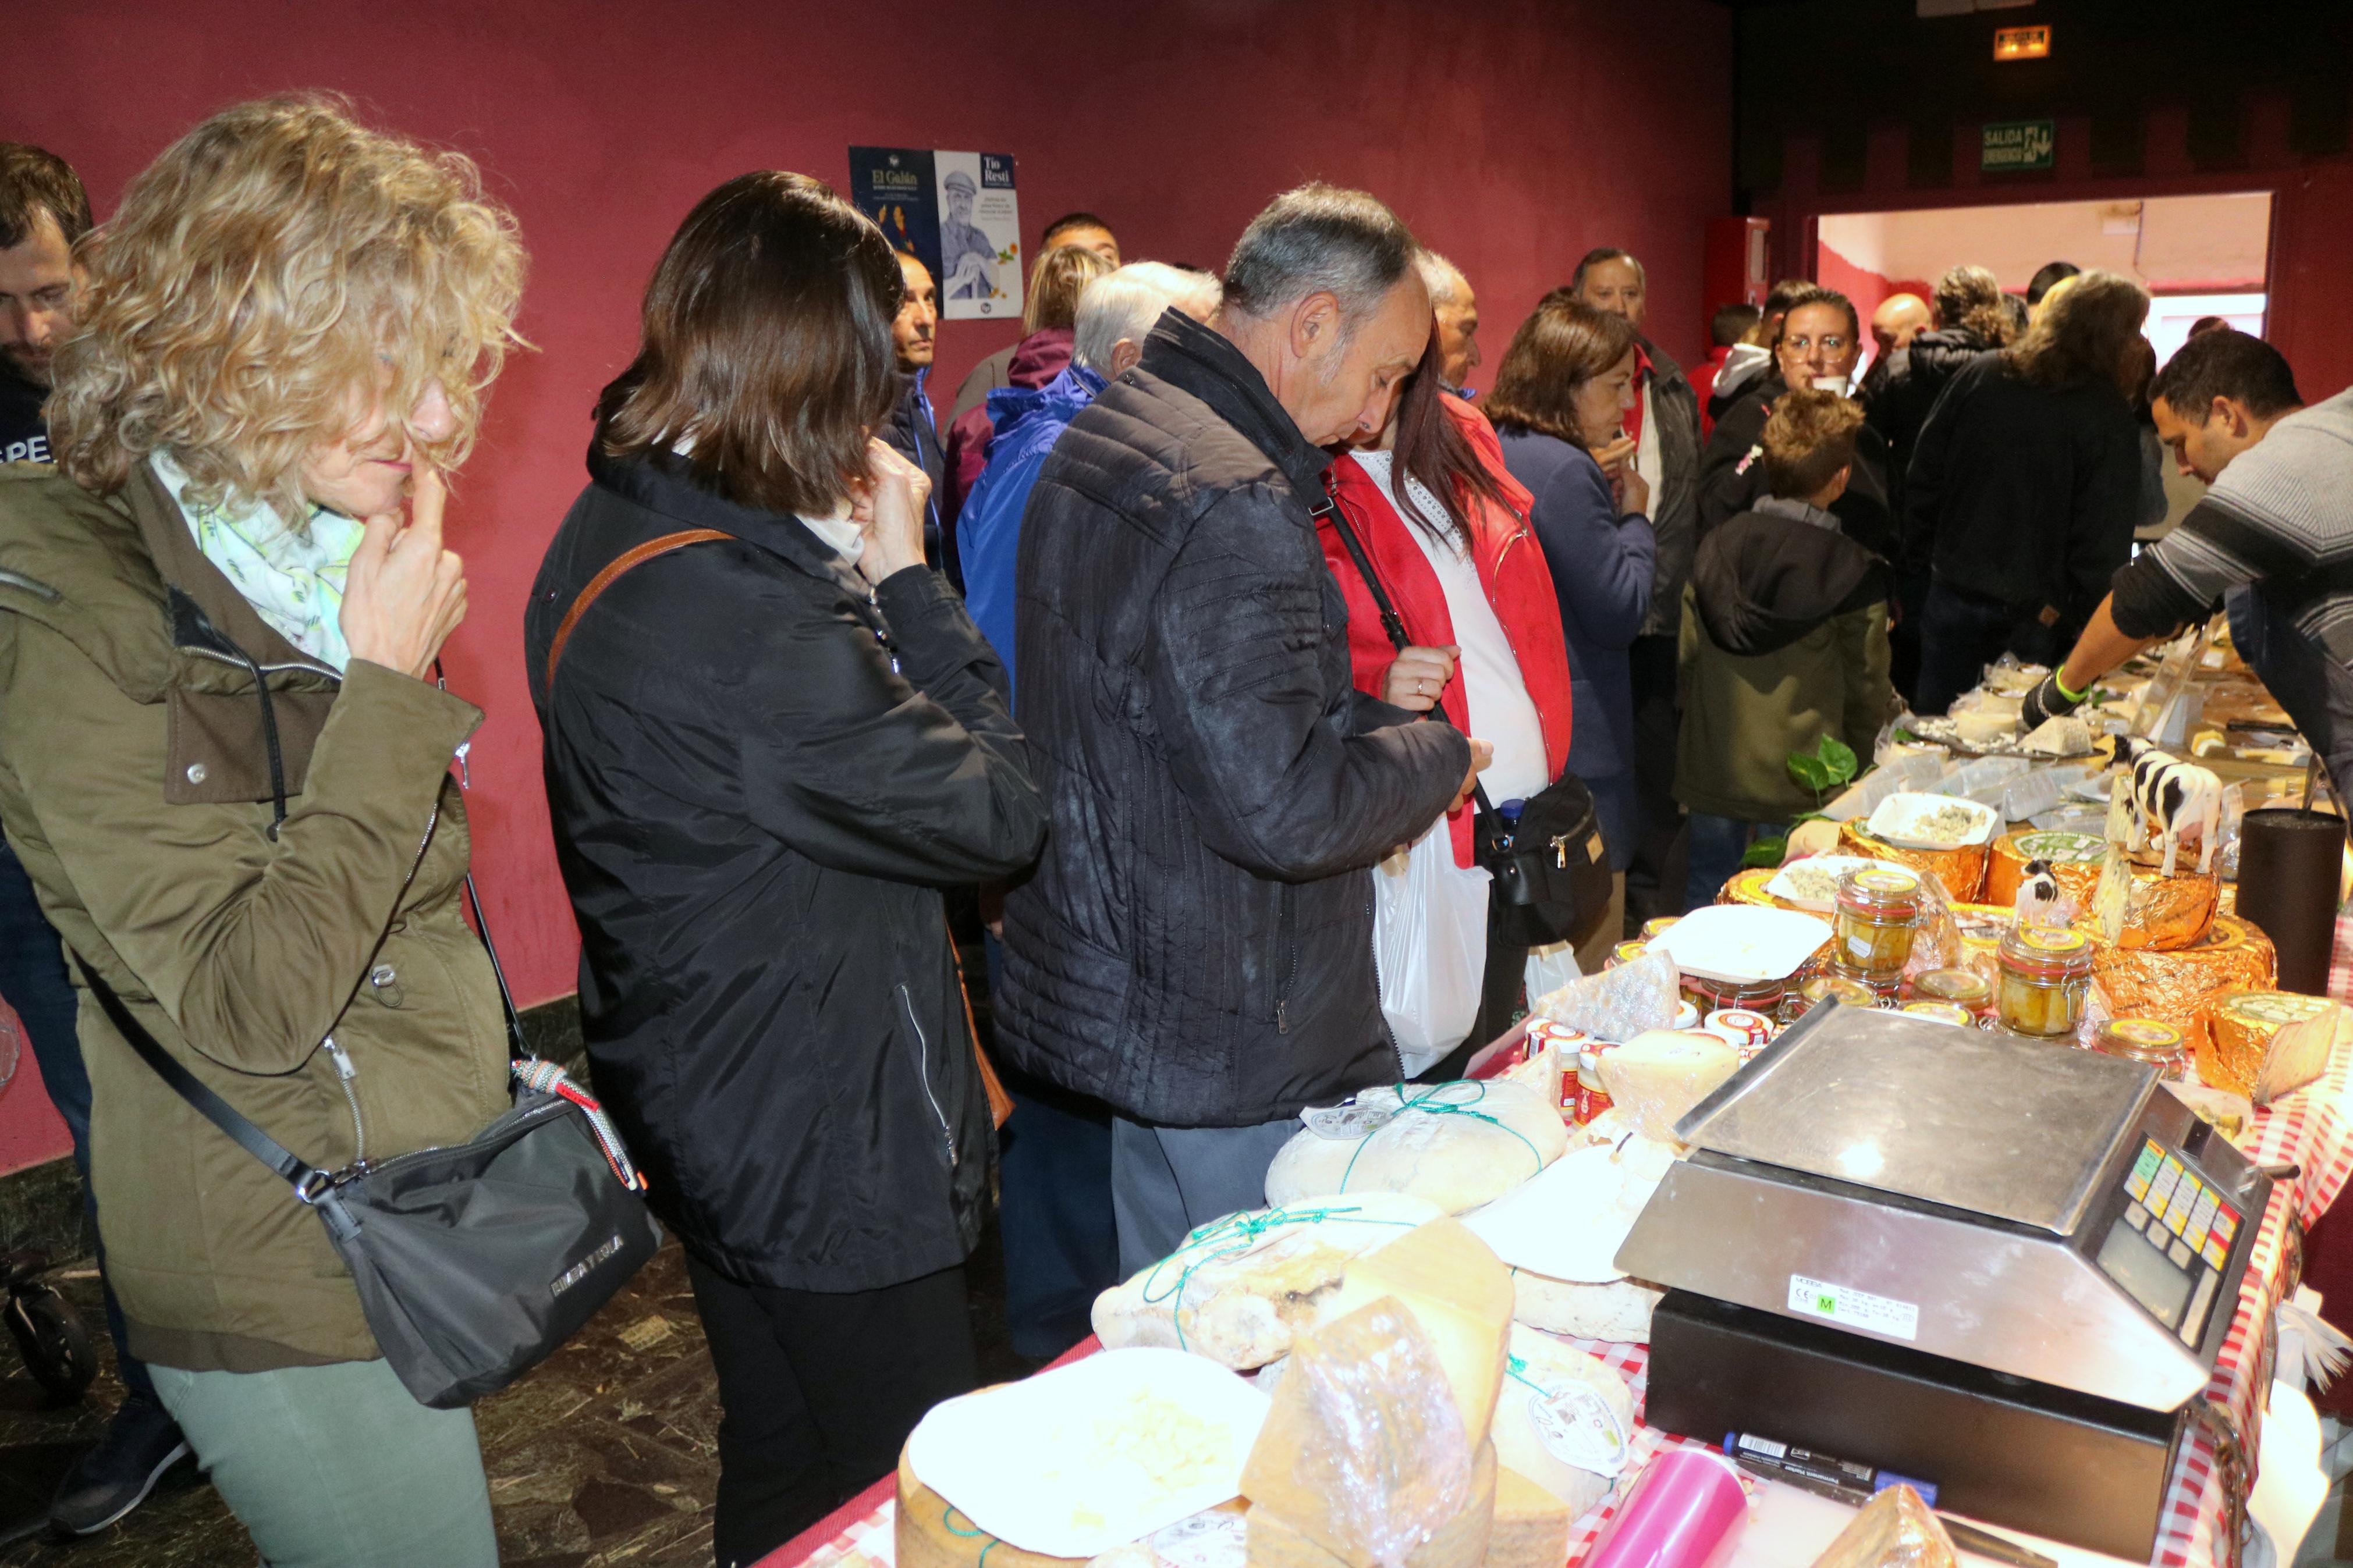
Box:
1594;1030;1740;1144
1487;1465;1574;1568
1314;1218;1513;1442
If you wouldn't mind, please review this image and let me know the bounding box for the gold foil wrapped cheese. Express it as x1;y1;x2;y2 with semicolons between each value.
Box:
2093;915;2276;1042
2199;989;2340;1100
2099;860;2221;952
1987;830;2105;908
1721;866;1793;909
1836;823;1989;903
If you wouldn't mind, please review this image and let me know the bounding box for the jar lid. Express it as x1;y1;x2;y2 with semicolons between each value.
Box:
1914;968;1992;1005
1901;1001;1973;1027
1641;917;1681;939
1999;925;2095;976
2097;1018;2185;1051
1802;974;1878;1007
1613;940;1649;963
1837;866;1923;915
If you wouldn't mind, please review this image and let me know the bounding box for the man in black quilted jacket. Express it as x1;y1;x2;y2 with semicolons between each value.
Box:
998;185;1485;1271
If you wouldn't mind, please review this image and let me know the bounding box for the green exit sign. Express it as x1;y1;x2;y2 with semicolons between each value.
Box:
1982;119;2057;172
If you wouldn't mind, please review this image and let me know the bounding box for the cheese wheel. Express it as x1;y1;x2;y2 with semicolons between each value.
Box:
1490;1326;1634;1516
1592;1031;1740;1144
1314;1218;1514;1442
2199;989;2340;1099
1091;1194;1445;1370
1510;1272;1663;1343
1266;1082;1568;1214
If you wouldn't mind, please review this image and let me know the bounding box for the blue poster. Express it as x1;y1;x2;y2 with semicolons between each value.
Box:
847;145;943;291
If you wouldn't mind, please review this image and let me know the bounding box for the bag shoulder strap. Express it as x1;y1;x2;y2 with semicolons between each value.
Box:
1315;489;1503;826
544;528;731;685
73;957;329;1199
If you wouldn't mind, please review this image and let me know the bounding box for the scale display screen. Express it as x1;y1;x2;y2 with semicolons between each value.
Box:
2096;1214;2194;1328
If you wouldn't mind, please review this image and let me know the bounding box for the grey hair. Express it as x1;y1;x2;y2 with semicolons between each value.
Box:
1220;183;1417;332
1570;247;1645;294
1415;249;1469;308
1074;262;1222;373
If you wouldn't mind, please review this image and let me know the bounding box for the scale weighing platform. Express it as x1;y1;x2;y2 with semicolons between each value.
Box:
1616;1003;2274;1559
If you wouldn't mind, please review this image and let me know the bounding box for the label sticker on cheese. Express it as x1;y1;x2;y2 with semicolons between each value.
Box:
1525;1379;1630;1477
1300;1099;1395;1140
1149;1510;1248;1568
1790;1274;1920;1341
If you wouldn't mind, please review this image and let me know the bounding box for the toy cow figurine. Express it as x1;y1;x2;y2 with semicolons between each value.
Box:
2121;740;2224;876
2014;858;2067;929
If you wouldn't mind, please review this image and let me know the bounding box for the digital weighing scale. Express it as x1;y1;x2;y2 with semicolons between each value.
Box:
1616;1003;2274;1559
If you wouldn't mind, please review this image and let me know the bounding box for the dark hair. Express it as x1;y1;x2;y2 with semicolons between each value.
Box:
2003;270;2149;395
1022;243;1114;335
1484;296;1639;445
1710;303;1761;347
2027;260;2081;306
1932;264;2014;347
597;170;902;519
1381;331;1518;543
2187;315;2230;338
1222;183;1415;328
2149;329;2303;421
0;142;93;250
2004;294;2031;334
1761;387;1864;499
1043;211;1113;246
1571;247;1644;294
1772;285;1859;349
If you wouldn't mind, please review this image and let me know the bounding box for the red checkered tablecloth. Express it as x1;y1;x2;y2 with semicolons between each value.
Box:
773;952;2353;1568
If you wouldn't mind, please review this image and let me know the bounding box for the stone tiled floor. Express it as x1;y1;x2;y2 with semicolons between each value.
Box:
0;1222;1027;1567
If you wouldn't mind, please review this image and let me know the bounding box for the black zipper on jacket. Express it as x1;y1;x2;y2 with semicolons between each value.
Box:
1273;884;1300;1034
899;984;958;1168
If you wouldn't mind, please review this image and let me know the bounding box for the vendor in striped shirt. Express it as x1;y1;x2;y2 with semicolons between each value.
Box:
2020;329;2353;803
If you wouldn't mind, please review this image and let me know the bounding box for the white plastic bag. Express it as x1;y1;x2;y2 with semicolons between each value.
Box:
1371;814;1489;1076
1524;941;1581;1007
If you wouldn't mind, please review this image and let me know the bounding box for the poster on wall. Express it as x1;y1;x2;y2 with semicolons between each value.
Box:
847;147;1023;321
933;152;1021;320
847;145;943;288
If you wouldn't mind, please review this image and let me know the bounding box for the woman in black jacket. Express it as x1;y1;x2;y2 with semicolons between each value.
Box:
524;173;1046;1567
1906;270;2150;713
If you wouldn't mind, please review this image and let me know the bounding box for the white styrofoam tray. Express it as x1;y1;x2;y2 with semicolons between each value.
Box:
1651;904;1832;985
1865;791;2000;850
1761;855;1912;912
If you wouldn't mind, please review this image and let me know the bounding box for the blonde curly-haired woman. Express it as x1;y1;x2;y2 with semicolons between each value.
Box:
0;97;523;1566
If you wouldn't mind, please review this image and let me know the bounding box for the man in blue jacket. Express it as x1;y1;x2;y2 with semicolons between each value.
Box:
961;262;1220;695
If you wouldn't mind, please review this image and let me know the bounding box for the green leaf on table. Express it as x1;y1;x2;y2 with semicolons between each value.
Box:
1742;835;1789;869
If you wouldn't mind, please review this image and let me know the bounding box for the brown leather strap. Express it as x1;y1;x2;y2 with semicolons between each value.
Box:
545;529;731;685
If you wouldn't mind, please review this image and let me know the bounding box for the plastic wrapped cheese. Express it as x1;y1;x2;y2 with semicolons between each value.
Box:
1808;1484;1957;1568
1091;1194;1445;1369
1240;1297;1488;1568
1490;1325;1634;1516
1592;1031;1740;1144
1266;1082;1568;1214
1312;1218;1514;1442
1534;948;1682;1042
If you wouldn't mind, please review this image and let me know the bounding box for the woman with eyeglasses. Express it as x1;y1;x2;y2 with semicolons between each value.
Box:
1697;283;1897;563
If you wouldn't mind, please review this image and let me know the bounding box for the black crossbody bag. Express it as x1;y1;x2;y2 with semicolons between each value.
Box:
77;873;663;1410
1318;492;1614;949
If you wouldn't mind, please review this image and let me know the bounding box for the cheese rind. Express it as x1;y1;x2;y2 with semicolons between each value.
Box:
1486;1466;1574;1568
1489;1326;1634;1514
1510;1271;1663;1343
1312;1219;1514;1442
1594;1031;1740;1144
1266;1082;1568;1214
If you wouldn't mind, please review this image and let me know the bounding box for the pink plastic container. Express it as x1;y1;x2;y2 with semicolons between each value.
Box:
1580;1448;1748;1568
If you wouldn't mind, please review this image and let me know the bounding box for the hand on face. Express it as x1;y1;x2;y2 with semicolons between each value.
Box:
847;437;932;585
340;466;467;680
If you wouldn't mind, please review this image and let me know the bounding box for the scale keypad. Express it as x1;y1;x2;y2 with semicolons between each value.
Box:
2116;1138;2242;1346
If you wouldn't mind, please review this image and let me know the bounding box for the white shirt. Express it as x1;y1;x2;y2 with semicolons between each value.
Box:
1352;450;1549;804
1634;379;1663;517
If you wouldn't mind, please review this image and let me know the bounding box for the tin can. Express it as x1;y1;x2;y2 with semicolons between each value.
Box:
1575;1047;1614;1123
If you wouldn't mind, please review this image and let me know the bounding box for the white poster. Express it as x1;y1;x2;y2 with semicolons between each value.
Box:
934;151;1021;321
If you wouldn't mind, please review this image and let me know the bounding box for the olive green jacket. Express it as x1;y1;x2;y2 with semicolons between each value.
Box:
0;460;508;1372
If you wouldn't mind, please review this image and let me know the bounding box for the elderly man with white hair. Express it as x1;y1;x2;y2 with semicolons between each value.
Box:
959;261;1220;696
956;259;1219;1360
1417;250;1482;394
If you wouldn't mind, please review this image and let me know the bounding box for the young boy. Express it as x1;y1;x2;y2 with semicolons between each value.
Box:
1676;389;1898;908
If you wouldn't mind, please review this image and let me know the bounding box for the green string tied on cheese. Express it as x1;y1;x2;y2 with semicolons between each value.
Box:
1336;1079;1545;1195
1134;1201;1420;1351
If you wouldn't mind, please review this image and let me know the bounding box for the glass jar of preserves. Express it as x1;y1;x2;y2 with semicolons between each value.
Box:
1996;927;2096;1039
1833;867;1923;980
1795;973;1879;1019
1687;972;1791;1016
1607;940;1648;971
2091;1019;2189;1080
1641;916;1682;941
1909;968;1993;1016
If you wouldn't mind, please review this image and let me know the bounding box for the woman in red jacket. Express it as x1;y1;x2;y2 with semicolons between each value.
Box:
1319;337;1577;1076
